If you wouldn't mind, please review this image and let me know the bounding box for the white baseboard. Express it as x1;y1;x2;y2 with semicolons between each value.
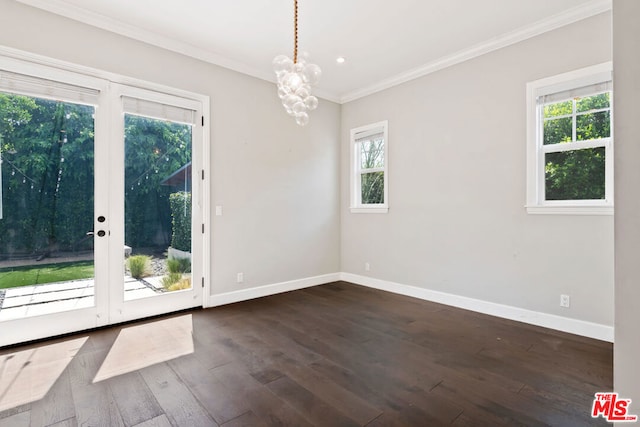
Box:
206;273;341;308
340;273;614;343
205;272;613;342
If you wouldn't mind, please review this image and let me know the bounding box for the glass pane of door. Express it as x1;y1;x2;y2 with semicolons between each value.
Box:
123;114;192;301
0;92;95;321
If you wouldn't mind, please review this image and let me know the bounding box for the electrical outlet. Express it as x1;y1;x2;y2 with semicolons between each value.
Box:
237;272;244;284
560;294;570;308
365;262;370;272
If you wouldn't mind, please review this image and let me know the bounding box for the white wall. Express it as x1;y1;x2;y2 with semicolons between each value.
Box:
613;0;640;405
341;13;614;330
0;0;341;297
0;1;618;341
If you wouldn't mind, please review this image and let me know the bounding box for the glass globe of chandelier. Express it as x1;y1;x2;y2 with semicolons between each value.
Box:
273;0;321;126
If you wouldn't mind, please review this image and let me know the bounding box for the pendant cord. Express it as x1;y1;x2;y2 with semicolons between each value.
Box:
293;0;298;63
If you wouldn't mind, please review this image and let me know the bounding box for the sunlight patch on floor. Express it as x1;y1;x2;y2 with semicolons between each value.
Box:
93;314;194;382
0;337;88;411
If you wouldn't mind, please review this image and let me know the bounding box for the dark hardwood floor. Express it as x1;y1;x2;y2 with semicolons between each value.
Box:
0;281;612;426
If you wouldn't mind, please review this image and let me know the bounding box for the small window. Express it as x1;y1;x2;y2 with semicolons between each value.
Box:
350;120;388;213
526;63;613;215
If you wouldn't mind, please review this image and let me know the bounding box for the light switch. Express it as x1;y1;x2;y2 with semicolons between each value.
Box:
215;205;223;216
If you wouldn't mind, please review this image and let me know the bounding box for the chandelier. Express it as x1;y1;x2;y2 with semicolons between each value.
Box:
273;0;321;126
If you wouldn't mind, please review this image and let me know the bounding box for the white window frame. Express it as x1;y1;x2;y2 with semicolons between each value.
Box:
350;120;388;213
526;62;613;215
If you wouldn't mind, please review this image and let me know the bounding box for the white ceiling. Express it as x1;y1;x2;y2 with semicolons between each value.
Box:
15;0;611;103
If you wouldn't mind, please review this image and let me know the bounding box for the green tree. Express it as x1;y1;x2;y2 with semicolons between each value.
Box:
169;191;191;251
0;91;192;258
124;115;191;248
543;93;610;200
0;94;94;255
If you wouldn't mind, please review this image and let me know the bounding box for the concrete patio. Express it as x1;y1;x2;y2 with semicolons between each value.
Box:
0;277;161;322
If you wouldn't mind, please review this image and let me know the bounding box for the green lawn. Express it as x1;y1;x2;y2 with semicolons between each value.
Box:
0;261;94;289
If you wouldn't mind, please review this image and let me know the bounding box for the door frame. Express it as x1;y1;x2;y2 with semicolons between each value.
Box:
0;50;210;346
106;83;209;324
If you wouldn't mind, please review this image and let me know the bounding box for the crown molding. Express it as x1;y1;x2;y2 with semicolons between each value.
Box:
12;0;342;104
15;0;610;105
339;0;612;103
13;1;254;77
16;0;242;74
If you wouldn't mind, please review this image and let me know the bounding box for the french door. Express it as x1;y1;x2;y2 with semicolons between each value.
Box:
0;59;206;346
106;85;205;325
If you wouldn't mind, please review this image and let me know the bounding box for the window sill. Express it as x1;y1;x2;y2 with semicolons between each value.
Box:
525;205;613;215
350;207;389;214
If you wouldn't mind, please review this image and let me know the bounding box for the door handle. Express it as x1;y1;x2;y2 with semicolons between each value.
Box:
88;216;107;237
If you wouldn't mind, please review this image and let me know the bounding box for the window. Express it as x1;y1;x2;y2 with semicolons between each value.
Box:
526;63;613;215
350;120;388;213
